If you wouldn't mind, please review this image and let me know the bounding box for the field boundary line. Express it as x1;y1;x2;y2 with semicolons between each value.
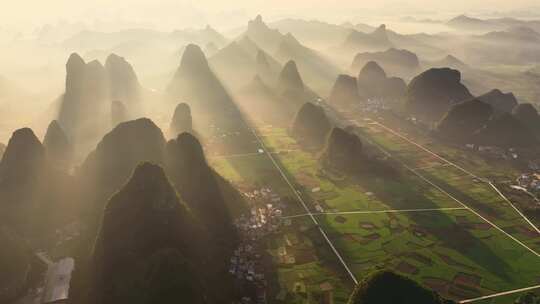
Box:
241;119;359;285
459;284;540;303
489;182;540;234
370;120;540;235
359;130;540;258
283;207;468;219
209;150;299;160
412;163;452;171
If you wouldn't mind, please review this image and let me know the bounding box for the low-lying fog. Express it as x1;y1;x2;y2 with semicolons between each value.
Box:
1;0;540;147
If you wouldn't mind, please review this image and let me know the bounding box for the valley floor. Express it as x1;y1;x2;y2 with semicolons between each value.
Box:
209;109;540;304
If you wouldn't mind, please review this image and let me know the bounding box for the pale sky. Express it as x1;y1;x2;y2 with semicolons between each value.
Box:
2;0;540;31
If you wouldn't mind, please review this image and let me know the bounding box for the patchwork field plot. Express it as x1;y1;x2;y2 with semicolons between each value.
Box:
356;119;540;254
419;165;540;252
266;217;353;303
212;120;539;304
317;210;540;302
258;126;461;213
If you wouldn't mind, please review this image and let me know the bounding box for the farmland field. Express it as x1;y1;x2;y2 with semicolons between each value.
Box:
242;120;540;303
317;210;540;301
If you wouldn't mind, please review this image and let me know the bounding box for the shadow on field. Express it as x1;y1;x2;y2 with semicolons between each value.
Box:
324;175;513;282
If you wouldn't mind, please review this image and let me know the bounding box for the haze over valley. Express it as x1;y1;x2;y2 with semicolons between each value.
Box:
1;1;540;304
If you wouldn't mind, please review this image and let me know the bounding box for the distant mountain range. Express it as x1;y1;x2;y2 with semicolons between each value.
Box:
447;14;540;33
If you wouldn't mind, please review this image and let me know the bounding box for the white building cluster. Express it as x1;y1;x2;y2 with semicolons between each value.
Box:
231;187;287;304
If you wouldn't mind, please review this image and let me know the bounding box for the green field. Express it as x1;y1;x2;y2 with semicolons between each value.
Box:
356;119;540;253
317;210;540;301
208;120;540;304
266;217;353;304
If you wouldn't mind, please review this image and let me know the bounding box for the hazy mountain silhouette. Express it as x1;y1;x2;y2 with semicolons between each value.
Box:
473;113;537;147
321;127;364;173
58;53;96;138
105;53;141;105
278;60;305;92
447;15;498;32
352;48;420;78
244;15;284;52
343;25;393;52
0;128;75;237
436;99;493;142
357;61;387;98
512;103;540;133
169;103;193;137
81;118;166;204
255;49;282;85
275;32;340;93
92;162;209;304
57;53;143;153
476;89;518;114
43;120;73;166
209;41;256;89
204;42;219;56
291;102;332;148
167;44;240;122
328;74;360;108
0;128;45;196
237;75;291;125
111;100;128;127
357;61;407;101
277;60;318;113
425;55;469;71
171;25;228;48
209;38;281;90
406;68;473;121
268;18;352;49
165;132;235;240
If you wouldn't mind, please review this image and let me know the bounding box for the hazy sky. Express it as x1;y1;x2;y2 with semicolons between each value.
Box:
3;0;540;31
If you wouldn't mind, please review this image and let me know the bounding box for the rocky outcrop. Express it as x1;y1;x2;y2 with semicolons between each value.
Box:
82;118;166;201
105;53;141;104
167;44;240;124
321;127;364;172
352;48;420;78
276;60;319;111
92;162;208;304
357;61;388;99
278;60;304;93
0;128;45;190
57;53;142;147
476;89;518;114
43;120;73;165
406;68;473;122
169;103;193;137
512;103;540;133
328;75;360;107
473;113;537;147
0;128;77;237
357;61;407;101
291;102;332;148
436;99;493;142
165;133;234;239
